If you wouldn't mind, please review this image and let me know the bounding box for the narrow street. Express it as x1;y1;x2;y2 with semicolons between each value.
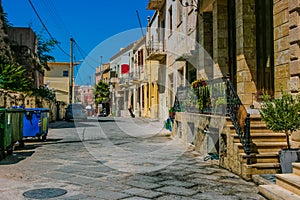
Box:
0;117;265;200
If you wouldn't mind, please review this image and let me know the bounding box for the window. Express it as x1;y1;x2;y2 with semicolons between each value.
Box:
63;71;69;77
138;49;144;72
177;2;183;25
169;6;173;35
178;68;184;86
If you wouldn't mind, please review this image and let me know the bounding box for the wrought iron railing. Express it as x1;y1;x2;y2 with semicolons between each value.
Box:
224;76;252;164
173;75;252;164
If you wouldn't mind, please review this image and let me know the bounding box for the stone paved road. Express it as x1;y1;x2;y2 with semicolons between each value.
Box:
0;117;266;200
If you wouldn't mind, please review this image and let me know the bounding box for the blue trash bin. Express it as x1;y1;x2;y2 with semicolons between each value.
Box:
23;108;50;140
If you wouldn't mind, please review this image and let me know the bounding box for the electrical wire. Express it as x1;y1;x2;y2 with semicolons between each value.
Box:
43;0;71;37
27;0;70;57
27;0;96;86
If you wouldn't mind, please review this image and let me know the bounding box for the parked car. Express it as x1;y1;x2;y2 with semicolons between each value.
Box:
65;103;87;121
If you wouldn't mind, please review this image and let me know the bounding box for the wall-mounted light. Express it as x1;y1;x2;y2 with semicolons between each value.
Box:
172;0;200;12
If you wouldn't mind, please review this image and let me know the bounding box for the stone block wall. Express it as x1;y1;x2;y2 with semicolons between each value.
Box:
213;0;229;78
172;112;226;157
288;0;300;94
0;90;66;121
235;0;257;106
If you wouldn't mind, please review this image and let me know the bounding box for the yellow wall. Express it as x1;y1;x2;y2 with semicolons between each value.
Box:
45;62;71;104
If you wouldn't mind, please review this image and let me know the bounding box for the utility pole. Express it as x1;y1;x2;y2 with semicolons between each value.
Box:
69;37;74;104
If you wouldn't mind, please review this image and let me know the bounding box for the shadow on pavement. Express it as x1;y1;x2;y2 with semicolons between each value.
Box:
49;120;98;129
0;143;37;165
0;138;64;165
97;118;118;123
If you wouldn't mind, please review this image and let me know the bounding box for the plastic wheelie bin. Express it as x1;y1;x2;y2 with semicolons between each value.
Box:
0;108;25;159
23;108;50;141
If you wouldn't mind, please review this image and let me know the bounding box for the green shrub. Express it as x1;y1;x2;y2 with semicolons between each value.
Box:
260;92;300;149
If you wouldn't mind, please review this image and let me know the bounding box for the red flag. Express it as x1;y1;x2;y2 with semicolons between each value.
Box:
121;64;129;74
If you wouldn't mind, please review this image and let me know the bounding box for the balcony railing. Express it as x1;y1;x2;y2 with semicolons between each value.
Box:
110;77;119;84
147;41;166;60
119;77;129;85
129;72;140;82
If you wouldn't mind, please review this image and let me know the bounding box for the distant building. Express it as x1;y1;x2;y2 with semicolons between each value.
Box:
7;27;43;88
78;85;94;106
45;62;72;104
95;66;101;84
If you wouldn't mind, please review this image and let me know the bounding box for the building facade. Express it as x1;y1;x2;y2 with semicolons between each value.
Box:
110;43;135;117
7;27;44;89
45;62;71;104
144;0;300;180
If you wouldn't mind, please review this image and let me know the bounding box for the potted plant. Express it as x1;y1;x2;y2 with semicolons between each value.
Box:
260;92;300;173
214;96;227;115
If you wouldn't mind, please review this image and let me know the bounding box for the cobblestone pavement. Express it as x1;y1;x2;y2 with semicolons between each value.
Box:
0;117;266;200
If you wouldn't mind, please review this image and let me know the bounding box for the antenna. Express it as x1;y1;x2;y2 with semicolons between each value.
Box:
136;10;144;37
136;10;148;54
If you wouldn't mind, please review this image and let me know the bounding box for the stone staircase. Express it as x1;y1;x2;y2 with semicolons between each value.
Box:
259;163;300;200
220;115;287;180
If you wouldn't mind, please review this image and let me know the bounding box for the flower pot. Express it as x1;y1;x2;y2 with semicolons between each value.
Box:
278;148;300;173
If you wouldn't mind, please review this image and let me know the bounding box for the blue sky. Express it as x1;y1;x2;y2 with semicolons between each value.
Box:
2;0;154;85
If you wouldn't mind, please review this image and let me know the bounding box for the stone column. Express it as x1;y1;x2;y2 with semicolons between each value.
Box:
213;0;229;78
144;84;149;117
235;0;257;106
153;83;159;119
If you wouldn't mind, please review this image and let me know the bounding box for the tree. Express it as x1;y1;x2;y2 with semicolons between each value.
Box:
0;4;13;64
0;63;32;92
260;92;300;149
37;33;59;71
34;85;56;101
94;81;110;106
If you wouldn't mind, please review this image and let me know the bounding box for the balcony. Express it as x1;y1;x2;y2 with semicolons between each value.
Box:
147;41;166;61
140;72;148;83
129;72;140;84
147;0;165;10
119;77;129;86
110;77;119;84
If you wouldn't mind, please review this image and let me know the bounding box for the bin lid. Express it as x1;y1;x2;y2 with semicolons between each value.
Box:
6;108;25;112
25;108;50;112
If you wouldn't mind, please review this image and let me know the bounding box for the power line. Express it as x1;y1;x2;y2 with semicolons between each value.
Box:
27;0;70;57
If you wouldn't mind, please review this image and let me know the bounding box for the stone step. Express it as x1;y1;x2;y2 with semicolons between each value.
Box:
244;163;281;175
236;142;287;153
276;174;300;196
228;124;274;132
293;163;300;176
259;184;300;200
226;120;266;126
232;133;286;143
240;153;279;164
229;129;276;135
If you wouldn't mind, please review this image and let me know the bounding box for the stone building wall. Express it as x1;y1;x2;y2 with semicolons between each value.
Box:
287;0;300;145
235;0;257;106
288;0;300;95
213;0;229;78
274;0;290;95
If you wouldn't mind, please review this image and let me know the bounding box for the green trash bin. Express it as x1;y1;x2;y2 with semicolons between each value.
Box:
0;108;12;157
0;108;24;159
8;108;24;145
